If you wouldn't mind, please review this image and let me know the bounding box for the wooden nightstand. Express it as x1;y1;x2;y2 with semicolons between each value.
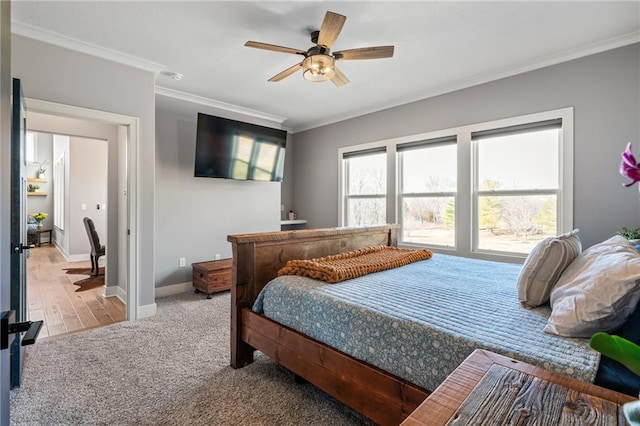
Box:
191;258;232;299
402;349;634;425
32;228;52;247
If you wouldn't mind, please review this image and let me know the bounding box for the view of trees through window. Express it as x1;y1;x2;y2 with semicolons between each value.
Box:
341;114;567;257
475;127;559;253
400;142;456;247
344;152;386;226
477;193;557;253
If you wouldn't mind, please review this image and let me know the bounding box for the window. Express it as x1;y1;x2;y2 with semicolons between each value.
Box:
26;131;36;163
342;149;386;226
338;108;573;261
473;120;561;254
398;137;457;247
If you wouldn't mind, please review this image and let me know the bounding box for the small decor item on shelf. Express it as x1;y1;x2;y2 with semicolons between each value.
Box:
31;212;48;229
32;184;40;192
27;184;34;192
37;160;49;179
288;210;296;220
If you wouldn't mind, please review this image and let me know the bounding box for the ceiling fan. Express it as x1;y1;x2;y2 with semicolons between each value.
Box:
244;11;394;87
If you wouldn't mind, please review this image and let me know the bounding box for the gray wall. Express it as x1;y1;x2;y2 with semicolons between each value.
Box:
281;133;294;220
155;99;283;288
12;35;156;307
68;137;107;257
290;43;640;250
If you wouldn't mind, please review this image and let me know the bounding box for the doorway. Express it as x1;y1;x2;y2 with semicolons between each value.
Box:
25;130;123;337
25;98;139;322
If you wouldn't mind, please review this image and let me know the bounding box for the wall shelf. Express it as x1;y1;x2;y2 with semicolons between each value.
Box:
27;192;47;196
280;219;307;225
27;177;47;183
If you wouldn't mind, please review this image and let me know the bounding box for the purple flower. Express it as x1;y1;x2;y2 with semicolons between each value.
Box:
621;142;640;188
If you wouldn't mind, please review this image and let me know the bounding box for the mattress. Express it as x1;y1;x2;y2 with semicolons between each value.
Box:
253;253;600;391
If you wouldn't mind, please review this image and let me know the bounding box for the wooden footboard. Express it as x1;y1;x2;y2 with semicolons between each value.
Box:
242;308;429;425
227;225;425;424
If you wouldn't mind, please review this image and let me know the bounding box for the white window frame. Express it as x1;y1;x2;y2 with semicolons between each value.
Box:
337;107;574;262
471;118;565;258
339;146;389;226
397;137;458;249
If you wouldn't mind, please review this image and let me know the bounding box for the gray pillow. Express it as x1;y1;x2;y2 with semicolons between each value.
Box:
517;229;581;308
544;235;640;337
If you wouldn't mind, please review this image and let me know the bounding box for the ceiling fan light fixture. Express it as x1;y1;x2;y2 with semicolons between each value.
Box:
302;54;335;82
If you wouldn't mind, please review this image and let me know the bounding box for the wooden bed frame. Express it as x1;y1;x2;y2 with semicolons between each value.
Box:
227;225;429;426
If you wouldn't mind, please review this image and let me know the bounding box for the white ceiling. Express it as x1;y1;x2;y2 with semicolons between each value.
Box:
11;1;640;132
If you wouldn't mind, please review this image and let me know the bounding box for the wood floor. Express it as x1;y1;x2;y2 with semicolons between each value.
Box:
27;245;125;339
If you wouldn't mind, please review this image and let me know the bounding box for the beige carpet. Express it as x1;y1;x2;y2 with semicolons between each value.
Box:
9;292;371;425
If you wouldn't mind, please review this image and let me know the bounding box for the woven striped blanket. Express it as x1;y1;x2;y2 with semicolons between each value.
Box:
277;245;433;283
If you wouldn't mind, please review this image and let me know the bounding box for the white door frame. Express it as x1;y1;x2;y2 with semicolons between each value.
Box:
25;98;139;320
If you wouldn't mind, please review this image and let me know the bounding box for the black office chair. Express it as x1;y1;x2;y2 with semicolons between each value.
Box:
83;217;105;276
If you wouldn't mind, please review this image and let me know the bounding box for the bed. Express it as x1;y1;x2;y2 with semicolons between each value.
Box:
227;224;640;425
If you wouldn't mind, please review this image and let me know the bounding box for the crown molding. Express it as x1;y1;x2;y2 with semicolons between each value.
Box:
11;20;166;74
294;30;640;133
155;86;288;125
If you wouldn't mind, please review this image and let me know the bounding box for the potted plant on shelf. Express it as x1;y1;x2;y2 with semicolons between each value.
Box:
37;160;49;179
618;226;640;245
31;212;48;229
32;184;40;192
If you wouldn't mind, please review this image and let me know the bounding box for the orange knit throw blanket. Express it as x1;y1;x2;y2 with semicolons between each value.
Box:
277;245;433;284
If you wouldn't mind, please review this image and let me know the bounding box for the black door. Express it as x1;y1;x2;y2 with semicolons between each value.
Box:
10;77;28;387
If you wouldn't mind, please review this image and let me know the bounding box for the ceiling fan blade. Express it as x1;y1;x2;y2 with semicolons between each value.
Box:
334;46;395;60
316;11;346;48
330;66;349;87
244;41;306;56
268;62;303;82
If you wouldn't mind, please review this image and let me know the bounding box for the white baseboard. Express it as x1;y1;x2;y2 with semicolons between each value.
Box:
155;281;193;298
104;285;126;301
134;282;193;320
53;242;70;261
138;303;157;319
52;243;91;263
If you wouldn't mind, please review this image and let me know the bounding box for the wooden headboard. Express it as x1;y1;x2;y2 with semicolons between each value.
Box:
226;224;399;367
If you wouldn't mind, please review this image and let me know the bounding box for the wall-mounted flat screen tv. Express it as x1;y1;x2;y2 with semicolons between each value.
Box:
194;113;287;182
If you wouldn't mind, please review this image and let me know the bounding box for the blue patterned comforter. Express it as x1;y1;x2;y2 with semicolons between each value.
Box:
253;253;599;391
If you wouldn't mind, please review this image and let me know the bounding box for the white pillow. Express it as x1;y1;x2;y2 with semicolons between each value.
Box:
517;229;581;308
544;235;640;337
